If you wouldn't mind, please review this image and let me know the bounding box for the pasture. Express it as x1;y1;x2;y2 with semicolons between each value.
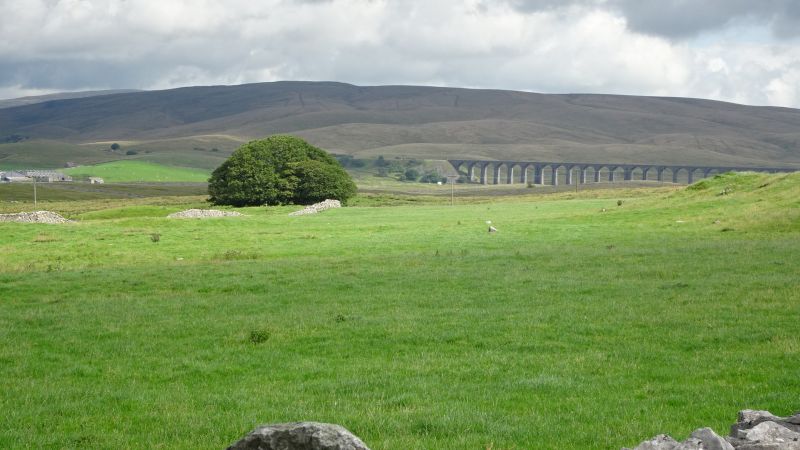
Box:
64;160;211;183
0;172;798;449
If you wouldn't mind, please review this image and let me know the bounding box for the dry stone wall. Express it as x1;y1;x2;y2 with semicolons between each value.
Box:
624;410;800;450
289;199;341;216
0;211;69;223
167;209;243;218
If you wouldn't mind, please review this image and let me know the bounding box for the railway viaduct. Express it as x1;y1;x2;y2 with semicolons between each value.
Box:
448;159;798;185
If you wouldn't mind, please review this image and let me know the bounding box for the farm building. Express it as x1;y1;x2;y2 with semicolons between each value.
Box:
1;171;30;182
89;177;104;184
24;170;73;182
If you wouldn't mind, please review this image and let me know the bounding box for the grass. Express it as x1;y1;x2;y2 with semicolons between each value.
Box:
0;182;207;204
64;160;211;182
0;172;798;449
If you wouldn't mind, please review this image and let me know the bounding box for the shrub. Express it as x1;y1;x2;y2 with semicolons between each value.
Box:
110;143;120;150
420;171;446;183
288;159;357;204
402;168;420;181
248;329;270;344
125;150;138;155
375;155;389;167
208;135;356;206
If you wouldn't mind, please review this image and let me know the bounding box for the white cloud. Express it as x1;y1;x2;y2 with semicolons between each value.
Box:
0;0;799;107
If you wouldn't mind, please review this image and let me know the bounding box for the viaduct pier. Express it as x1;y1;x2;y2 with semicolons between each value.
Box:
448;159;798;185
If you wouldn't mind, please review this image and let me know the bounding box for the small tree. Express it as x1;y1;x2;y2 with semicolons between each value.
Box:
208;135;356;206
110;143;120;150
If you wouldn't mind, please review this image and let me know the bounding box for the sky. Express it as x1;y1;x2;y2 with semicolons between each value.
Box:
1;0;799;107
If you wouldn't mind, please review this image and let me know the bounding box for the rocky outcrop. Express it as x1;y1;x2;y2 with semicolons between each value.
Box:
0;211;69;223
226;422;370;450
624;410;800;450
289;199;341;216
167;209;243;218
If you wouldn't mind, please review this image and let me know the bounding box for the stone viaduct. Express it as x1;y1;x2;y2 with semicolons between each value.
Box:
448;159;798;185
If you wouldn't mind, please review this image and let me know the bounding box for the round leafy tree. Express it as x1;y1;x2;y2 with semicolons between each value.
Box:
208;135;356;206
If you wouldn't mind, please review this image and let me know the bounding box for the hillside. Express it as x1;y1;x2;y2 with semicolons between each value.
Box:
0;89;140;110
1;81;799;169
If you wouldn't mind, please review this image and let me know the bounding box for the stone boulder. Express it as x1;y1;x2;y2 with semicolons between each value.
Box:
226;422;370;450
625;428;732;450
625;410;800;450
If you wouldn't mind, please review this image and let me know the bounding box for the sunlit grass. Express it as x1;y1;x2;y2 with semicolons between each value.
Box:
0;173;798;449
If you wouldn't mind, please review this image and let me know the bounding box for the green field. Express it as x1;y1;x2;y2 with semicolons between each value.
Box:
64;160;211;182
1;172;798;449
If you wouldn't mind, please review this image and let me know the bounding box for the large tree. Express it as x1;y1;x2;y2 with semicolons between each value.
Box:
208;135;356;206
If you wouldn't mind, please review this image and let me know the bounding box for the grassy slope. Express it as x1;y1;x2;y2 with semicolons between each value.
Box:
0;173;798;449
64;160;210;182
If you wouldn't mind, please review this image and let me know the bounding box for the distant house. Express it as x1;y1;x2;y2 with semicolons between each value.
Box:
1;171;30;182
89;177;104;184
24;170;73;182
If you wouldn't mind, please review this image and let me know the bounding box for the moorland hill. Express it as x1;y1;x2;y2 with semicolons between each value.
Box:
1;81;800;169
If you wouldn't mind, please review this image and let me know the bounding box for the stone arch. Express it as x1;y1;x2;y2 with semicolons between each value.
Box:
593;166;608;183
583;166;597;183
657;167;674;183
606;166;623;182
538;164;559;185
688;167;706;184
672;167;691;184
703;167;720;179
629;166;645;181
517;163;531;184
563;165;577;184
551;164;567;186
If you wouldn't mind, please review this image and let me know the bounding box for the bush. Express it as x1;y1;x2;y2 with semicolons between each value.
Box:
208;135;356;206
402;168;420;181
420;171;446;183
288;159;357;204
110;143;120;150
125;150;138;155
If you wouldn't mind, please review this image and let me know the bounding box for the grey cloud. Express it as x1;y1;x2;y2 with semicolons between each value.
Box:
500;0;800;39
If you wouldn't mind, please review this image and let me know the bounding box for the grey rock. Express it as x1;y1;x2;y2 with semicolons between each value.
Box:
739;411;781;424
687;428;734;450
675;437;707;450
738;421;800;448
226;422;370;450
627;434;680;450
732;410;800;436
735;444;789;450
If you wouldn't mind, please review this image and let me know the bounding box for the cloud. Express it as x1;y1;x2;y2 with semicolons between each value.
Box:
503;0;800;40
0;0;799;107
